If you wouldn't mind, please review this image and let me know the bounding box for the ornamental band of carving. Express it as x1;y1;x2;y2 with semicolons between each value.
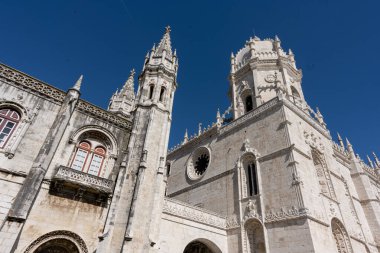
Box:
0;64;132;129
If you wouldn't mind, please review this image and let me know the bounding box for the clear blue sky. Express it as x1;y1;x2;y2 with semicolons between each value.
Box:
0;0;379;160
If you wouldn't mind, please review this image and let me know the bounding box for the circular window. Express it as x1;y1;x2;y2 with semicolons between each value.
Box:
187;147;210;180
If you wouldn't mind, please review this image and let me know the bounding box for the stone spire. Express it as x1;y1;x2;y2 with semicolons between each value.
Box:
183;129;188;144
367;155;375;168
337;133;344;148
216;108;223;126
108;69;135;115
119;69;135;99
154;26;173;59
373;152;380;167
72;75;83;91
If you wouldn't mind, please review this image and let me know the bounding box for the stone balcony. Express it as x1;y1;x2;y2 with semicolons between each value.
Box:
50;166;114;205
53;166;113;193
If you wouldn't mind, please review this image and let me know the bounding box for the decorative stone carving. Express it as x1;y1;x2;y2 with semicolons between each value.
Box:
162;198;226;229
53;166;113;194
264;74;276;83
226;215;240;229
0;64;132;130
244;199;261;221
265;206;309;223
304;131;325;152
331;219;353;253
242;139;260;158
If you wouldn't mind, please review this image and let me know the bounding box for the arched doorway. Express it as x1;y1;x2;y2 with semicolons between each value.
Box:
33;238;79;253
184;241;213;253
183;239;222;253
331;218;353;253
23;230;88;253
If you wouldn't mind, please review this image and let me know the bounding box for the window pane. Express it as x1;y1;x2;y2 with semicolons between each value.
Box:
0;120;16;147
88;154;103;176
72;148;88;171
0;109;8;115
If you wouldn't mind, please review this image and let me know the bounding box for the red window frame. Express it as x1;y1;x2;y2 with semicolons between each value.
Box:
87;146;106;176
70;141;91;172
0;108;21;148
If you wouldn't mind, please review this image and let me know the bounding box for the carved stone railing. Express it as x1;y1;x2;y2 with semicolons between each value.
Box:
53;166;113;194
163;197;227;229
219;97;279;136
0;63;132;130
361;163;378;179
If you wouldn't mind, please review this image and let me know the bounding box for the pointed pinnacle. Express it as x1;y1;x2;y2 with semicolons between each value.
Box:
346;138;352;148
289;48;294;55
367;155;374;168
337;132;342;141
275;35;280;41
184;129;188;139
231;52;235;59
72;75;83;91
373;152;380;165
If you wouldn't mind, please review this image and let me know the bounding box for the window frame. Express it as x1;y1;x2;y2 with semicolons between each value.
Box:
86;146;106;176
0;108;21;149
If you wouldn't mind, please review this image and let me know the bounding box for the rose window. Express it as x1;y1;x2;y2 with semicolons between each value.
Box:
187;147;211;180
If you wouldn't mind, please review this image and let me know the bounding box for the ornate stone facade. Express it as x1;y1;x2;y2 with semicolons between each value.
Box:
0;30;379;253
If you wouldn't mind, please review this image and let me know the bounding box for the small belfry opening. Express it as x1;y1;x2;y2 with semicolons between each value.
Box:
245;95;253;113
242;154;259;197
159;86;166;102
148;85;154;100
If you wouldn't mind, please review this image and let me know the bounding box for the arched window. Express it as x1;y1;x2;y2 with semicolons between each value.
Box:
245;95;253;112
148;85;154;100
159;87;166;102
71;141;91;171
0;108;21;148
87;146;106;176
247;162;258;196
70;140;107;177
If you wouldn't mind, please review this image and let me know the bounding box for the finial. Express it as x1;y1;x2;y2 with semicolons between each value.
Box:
231;52;235;59
337;133;344;148
165;25;171;34
346;138;352;147
72;75;83;91
198;123;202;135
183;129;188;143
152;43;156;51
174;49;177;57
145;51;150;59
367;155;375;168
275;35;280;42
289;49;294;55
129;69;135;78
373;152;380;166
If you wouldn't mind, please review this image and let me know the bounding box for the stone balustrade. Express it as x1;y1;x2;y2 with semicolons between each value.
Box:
53;166;113;194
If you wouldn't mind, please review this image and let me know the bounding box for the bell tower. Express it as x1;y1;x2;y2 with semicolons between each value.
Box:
121;26;178;252
229;36;305;119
